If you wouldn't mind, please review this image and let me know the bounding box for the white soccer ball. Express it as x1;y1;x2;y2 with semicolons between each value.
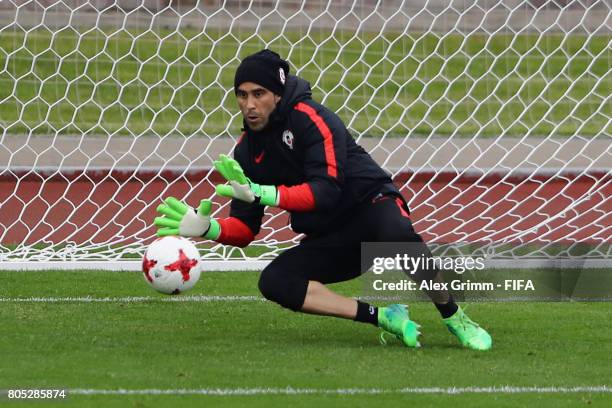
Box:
142;236;203;295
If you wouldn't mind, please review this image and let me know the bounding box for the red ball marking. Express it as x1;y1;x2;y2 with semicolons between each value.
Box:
142;255;157;283
164;249;198;282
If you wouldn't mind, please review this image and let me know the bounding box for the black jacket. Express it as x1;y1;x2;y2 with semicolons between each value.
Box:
229;75;396;236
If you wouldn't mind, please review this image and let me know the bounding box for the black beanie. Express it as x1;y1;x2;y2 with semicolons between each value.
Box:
234;49;289;96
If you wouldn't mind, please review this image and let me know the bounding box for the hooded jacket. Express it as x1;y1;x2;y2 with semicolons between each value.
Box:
222;75;398;244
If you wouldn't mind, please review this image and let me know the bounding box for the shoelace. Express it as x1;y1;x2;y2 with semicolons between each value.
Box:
455;307;480;332
379;305;409;345
379;325;422;348
379;331;390;345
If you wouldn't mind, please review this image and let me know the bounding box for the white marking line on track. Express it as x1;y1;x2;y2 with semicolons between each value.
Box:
67;386;611;396
0;295;262;303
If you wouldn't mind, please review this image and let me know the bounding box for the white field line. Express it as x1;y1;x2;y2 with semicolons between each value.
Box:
1;258;610;271
3;295;611;303
0;295;262;303
66;386;611;396
0;295;437;303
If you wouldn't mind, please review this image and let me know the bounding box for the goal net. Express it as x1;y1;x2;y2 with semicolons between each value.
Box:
0;0;609;269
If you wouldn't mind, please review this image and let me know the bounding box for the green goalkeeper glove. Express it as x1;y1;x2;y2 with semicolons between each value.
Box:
154;197;221;239
214;154;279;207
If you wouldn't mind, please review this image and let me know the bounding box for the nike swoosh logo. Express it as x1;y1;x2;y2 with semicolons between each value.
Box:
255;151;265;164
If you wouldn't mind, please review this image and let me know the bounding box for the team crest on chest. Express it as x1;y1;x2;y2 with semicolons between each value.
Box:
282;130;294;150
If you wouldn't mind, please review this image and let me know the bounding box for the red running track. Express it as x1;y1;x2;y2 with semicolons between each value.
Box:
0;170;610;246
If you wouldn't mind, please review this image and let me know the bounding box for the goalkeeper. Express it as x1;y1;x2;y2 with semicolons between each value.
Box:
154;49;492;350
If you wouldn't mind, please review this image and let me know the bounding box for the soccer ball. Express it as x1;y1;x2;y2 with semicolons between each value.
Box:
142;236;202;295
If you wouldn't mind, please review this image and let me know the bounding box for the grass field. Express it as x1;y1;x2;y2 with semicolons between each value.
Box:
1;270;611;407
0;28;609;138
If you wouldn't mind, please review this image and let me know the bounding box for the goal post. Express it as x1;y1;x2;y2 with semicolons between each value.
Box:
0;0;609;269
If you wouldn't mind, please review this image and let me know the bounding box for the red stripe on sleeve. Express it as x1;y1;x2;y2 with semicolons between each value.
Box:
216;216;255;248
294;102;337;178
278;183;316;212
395;197;410;218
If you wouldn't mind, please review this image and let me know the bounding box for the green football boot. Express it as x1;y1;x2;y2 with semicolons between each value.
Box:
378;304;422;348
443;306;492;351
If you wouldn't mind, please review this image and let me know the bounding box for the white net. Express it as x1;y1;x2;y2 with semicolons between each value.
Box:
0;0;609;267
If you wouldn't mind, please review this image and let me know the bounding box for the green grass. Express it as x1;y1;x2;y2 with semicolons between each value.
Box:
0;270;611;407
0;28;609;138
